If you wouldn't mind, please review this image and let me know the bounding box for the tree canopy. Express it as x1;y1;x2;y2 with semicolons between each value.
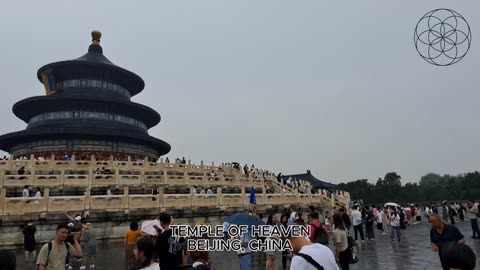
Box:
336;171;480;204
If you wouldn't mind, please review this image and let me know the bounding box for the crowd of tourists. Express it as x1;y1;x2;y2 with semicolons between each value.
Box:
0;199;478;270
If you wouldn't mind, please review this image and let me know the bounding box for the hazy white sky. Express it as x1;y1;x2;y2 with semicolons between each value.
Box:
0;1;478;184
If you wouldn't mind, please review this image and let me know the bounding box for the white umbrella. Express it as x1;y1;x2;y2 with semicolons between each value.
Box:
384;202;400;208
141;219;162;236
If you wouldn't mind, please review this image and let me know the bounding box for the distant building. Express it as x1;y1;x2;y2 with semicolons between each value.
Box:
284;170;337;190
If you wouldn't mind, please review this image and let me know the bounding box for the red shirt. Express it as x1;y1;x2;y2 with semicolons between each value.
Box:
309;220;328;242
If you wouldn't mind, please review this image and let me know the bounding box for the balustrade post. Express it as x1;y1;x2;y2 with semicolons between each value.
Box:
43;188;50;213
115;168;120;186
0;169;4;189
262;186;266;206
202;170;207;187
0;188;6;216
158;187;164;208
28;155;34;170
7;155;12;170
281;184;285;204
216;187;222;206
241;184;245;206
330;192;335;209
88;166;94;186
85;187;91;211
183;171;187;186
124;187;129;210
60;169;65;186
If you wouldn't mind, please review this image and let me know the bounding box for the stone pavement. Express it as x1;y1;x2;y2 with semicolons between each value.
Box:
11;220;480;270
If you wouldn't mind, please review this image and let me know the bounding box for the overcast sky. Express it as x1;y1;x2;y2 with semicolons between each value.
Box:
0;1;478;184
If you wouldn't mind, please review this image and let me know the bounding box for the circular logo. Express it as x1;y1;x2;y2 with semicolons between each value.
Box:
414;9;471;66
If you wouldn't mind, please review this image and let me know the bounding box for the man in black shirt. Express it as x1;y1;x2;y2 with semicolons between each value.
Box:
365;208;375;240
429;213;465;270
155;213;185;270
339;208;351;231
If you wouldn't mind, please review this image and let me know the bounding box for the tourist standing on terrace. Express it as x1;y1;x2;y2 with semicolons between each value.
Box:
280;214;290;270
376;209;385;235
390;209;401;242
23;221;37;263
288;222;339;270
382;208;390;234
339;208;351;231
125;221;144;270
365;207;375;240
238;226;253;270
467;201;480;239
0;250;15;270
156;213;185;270
22;185;30;197
458;202;465;222
36;223;83;270
429;213;465;270
351;207;364;243
265;214;280;270
442;242;476;270
398;207;407;239
132;237;159;270
332;213;350;270
80;223;96;270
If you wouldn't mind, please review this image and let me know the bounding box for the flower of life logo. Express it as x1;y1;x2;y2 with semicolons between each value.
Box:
414;9;471;66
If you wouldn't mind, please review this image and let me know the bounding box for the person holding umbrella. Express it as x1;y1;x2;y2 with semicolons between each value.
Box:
224;210;264;270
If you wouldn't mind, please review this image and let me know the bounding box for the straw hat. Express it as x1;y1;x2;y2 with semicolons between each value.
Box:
84;223;93;229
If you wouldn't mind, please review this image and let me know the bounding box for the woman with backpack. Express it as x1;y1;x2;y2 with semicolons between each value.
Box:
333;213;350;270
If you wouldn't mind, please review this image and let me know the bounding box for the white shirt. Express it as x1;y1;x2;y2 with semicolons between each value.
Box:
107;189;112;196
290;211;298;221
35;191;41;197
290;243;339;270
238;230;253;254
351;210;362;226
223;222;230;232
139;262;160;270
22;189;29;197
377;211;383;223
207;189;213;194
390;214;400;227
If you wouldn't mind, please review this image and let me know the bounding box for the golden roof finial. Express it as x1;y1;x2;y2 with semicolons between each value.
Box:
91;30;102;45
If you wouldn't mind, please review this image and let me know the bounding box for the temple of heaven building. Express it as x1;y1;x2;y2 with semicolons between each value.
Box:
0;31;171;160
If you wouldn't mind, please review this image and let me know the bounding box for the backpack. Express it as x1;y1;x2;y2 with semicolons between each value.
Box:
39;241;70;268
311;223;329;245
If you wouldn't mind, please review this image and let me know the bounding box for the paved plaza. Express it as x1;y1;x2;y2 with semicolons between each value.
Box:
11;220;480;270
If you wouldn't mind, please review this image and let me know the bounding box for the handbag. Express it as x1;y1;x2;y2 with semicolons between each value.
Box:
340;217;359;265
